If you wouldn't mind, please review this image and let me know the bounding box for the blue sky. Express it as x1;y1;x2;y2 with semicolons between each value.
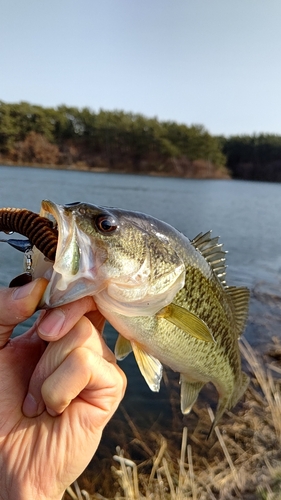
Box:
1;0;281;136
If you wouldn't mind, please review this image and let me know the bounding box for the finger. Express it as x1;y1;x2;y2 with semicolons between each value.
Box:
22;315;116;417
42;347;126;425
37;295;99;341
0;278;48;348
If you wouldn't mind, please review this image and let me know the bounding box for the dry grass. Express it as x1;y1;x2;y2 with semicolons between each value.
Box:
64;338;281;500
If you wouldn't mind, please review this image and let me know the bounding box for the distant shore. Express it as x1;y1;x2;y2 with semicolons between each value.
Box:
1;101;281;182
0;159;231;179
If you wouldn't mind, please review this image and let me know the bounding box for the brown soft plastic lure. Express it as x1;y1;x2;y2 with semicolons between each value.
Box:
0;208;58;261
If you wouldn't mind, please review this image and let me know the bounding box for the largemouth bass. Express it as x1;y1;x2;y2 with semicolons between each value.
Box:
31;200;249;431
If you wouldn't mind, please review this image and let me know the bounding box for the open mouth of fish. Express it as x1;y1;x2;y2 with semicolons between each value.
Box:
32;200;109;308
0;200;108;307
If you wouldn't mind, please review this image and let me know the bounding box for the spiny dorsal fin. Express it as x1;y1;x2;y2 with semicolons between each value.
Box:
191;231;227;286
225;286;250;337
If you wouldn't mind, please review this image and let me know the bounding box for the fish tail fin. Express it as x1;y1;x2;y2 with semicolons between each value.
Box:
207;421;216;440
207;372;249;439
229;371;249;409
207;394;229;440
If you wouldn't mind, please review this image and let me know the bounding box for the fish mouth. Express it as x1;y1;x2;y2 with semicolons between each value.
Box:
37;200;106;308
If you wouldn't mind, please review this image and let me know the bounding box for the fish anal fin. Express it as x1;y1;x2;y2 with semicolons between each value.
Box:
180;376;204;414
226;287;250;336
132;342;163;392
115;334;132;360
157;303;215;343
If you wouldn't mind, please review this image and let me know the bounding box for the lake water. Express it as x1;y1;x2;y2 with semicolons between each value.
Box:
1;165;281;416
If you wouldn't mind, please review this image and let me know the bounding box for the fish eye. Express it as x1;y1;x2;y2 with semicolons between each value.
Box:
95;214;118;233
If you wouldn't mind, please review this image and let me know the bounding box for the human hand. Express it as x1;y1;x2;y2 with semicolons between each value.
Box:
0;279;126;500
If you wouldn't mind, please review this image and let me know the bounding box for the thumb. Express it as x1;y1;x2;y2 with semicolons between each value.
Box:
0;278;48;347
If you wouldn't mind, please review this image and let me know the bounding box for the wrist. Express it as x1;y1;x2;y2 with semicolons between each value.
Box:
0;449;64;500
0;482;63;500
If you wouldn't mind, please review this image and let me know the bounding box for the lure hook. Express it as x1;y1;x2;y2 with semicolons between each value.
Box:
0;238;32;253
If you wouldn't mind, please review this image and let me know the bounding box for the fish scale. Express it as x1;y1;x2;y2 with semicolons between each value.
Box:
175;270;223;331
176;269;242;377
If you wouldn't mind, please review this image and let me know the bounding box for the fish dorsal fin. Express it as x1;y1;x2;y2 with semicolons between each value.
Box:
157;303;215;343
131;342;163;392
115;334;132;360
226;286;250;336
191;231;227;286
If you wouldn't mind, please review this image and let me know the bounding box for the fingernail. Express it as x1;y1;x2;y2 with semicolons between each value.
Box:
22;393;38;417
46;407;59;417
38;309;65;337
12;280;37;300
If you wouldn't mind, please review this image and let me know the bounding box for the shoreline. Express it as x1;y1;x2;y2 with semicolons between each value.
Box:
0;160;231;180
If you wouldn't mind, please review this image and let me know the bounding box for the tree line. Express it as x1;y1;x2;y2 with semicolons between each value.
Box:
0;101;281;181
0;101;227;178
219;134;281;182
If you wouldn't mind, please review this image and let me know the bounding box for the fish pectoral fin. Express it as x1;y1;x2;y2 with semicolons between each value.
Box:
180;377;204;414
131;342;163;392
157;303;215;343
115;334;132;360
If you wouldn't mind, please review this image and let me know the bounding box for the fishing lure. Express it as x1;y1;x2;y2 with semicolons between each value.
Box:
0;208;58;286
0;208;58;260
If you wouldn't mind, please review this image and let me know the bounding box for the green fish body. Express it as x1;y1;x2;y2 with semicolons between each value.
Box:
34;200;250;429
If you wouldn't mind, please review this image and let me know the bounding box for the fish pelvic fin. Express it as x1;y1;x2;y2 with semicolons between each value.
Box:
208;372;249;439
115;334;132;360
226;287;250;337
180;376;204;414
131;342;163;392
157;303;215;343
